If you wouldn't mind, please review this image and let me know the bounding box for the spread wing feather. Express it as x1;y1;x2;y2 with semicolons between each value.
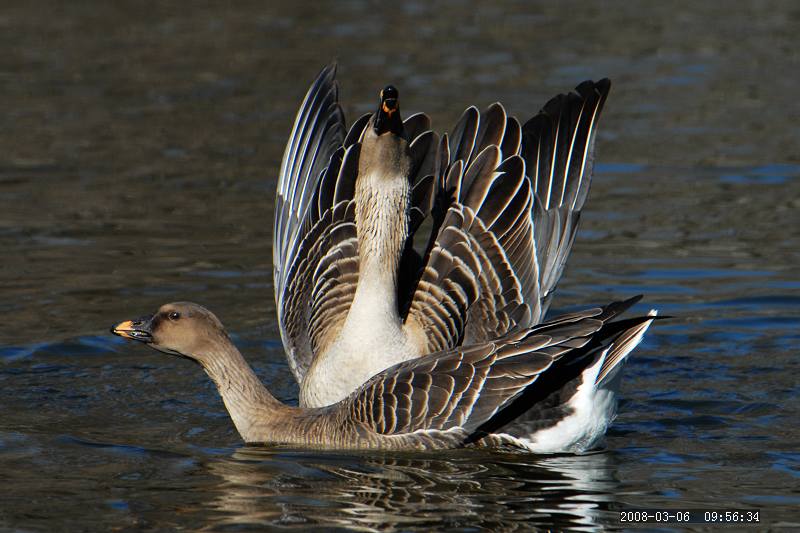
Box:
404;80;611;356
404;103;535;352
523;79;611;310
275;64;344;299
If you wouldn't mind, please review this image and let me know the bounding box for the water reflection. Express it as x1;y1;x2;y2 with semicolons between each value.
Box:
204;448;622;530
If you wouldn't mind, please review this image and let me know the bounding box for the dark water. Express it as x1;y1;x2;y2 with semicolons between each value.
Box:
2;1;799;530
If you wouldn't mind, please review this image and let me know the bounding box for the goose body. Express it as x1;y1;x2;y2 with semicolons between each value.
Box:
276;65;615;407
110;65;659;453
112;300;655;452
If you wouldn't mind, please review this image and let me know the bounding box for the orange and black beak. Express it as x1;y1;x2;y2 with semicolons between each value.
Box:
373;85;404;137
111;315;154;343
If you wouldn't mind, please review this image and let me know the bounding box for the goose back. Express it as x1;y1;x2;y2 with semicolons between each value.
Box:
333;296;653;451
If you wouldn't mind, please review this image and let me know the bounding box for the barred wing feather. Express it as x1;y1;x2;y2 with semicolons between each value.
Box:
404;80;611;355
350;297;644;441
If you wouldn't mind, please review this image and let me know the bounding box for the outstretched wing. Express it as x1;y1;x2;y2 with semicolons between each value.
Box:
403;80;611;354
523;79;611;310
274;64;345;299
347;297;647;441
275;64;363;383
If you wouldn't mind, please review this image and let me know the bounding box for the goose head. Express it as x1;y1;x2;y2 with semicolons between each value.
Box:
360;85;411;181
111;302;229;364
372;85;404;137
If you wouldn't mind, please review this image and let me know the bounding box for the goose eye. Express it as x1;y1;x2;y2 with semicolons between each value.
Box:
168;311;181;321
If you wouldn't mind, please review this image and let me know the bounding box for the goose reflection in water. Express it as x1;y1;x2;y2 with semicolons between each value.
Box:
200;447;620;531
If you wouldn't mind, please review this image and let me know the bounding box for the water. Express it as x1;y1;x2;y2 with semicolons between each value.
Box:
2;1;799;530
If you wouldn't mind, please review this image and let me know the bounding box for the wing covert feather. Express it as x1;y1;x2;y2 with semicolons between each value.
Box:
347;298;645;440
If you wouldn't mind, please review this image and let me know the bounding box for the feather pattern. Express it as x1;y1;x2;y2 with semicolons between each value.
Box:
344;297;652;450
275;65;438;384
404;81;611;357
275;64;344;301
281;201;358;378
276;66;610;397
522;79;611;311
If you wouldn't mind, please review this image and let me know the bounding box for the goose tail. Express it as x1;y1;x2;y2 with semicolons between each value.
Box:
595;308;657;388
519;309;657;454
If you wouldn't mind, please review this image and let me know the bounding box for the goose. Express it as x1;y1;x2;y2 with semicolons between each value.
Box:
276;64;619;407
112;298;656;452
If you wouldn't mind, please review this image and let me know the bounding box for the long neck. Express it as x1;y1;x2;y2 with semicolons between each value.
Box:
355;177;409;286
352;158;411;323
199;336;293;443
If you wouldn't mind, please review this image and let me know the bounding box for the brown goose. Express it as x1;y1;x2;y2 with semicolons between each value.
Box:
112;299;655;452
275;65;614;407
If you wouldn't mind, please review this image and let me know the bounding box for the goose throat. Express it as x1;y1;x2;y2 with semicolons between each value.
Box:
354;175;410;295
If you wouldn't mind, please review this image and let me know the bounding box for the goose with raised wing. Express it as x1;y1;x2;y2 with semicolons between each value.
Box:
275;65;617;407
112;298;656;452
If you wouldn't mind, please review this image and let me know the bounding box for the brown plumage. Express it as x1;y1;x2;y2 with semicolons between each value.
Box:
275;64;613;407
110;65;657;452
112;299;655;452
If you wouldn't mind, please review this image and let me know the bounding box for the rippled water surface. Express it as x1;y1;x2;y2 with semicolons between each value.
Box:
2;1;799;530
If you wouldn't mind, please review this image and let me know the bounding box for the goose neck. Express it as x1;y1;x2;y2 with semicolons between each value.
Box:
198;336;287;442
354;176;410;289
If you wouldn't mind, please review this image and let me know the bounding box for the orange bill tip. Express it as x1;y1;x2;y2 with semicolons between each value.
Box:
112;320;137;339
382;101;396;115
